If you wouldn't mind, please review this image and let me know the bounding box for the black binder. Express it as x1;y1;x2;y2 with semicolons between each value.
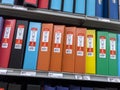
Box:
27;84;40;90
8;84;21;90
0;82;8;90
94;88;108;90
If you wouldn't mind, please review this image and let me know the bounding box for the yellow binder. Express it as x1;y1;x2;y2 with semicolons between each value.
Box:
86;29;96;74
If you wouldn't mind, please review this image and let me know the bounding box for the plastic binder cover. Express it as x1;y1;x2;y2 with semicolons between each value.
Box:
50;0;62;10
38;0;49;8
75;0;85;14
62;27;76;73
0;17;4;41
86;30;96;74
56;86;69;90
44;85;56;90
94;88;108;90
50;25;65;72
86;0;96;16
0;19;16;68
108;33;118;76
0;82;8;90
24;0;38;7
96;0;103;17
109;0;119;19
1;0;16;5
63;0;74;12
8;20;28;69
81;87;93;90
8;84;21;90
27;84;40;90
96;31;109;75
118;34;120;76
75;28;87;74
69;85;80;90
37;23;53;71
23;22;41;70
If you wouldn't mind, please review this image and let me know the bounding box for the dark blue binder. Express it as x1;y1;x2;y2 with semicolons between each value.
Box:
63;0;74;13
86;0;96;16
50;0;62;10
0;17;4;42
103;0;108;18
118;34;120;76
75;0;85;14
1;0;15;5
56;86;69;90
109;0;119;19
70;85;80;90
96;0;103;17
44;85;56;90
81;87;93;90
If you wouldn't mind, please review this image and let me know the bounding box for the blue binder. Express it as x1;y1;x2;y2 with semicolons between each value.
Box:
23;22;41;70
50;0;62;10
1;0;15;5
56;86;69;90
86;0;96;16
96;0;103;17
63;0;74;13
109;0;119;19
103;0;108;18
70;85;80;90
44;85;56;90
0;17;4;41
75;0;85;14
118;34;120;76
81;87;93;90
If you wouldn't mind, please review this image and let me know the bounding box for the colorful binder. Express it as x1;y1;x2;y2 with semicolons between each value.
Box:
56;86;69;90
96;31;109;75
24;0;38;7
81;87;93;90
1;0;16;5
75;0;85;14
69;85;80;90
108;33;118;76
86;30;96;74
96;0;103;17
86;0;96;16
119;0;120;20
50;25;65;72
75;28;86;74
118;34;120;76
23;22;41;70
27;84;41;90
37;23;53;71
8;20;28;69
0;17;4;41
44;85;56;90
0;82;8;90
0;19;16;68
50;0;62;10
8;84;21;90
62;27;76;73
38;0;49;9
63;0;74;13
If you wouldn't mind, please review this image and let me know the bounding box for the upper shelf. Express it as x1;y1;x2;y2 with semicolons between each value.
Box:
0;4;120;32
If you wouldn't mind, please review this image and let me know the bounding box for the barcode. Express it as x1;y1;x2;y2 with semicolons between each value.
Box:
77;51;83;56
14;44;22;49
110;55;116;59
87;52;93;56
2;43;8;48
41;47;48;52
54;48;60;53
28;46;35;51
99;54;106;58
66;49;72;54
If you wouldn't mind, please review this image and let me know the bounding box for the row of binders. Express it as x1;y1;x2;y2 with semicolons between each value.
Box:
0;0;120;20
0;17;120;76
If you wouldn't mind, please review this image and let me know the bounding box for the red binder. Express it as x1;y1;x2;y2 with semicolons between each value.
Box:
38;0;49;9
0;19;16;68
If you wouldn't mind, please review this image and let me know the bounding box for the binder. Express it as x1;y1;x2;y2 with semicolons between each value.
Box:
27;84;40;90
75;0;85;14
44;85;56;90
50;25;65;72
23;22;41;70
96;0;103;17
119;0;120;20
0;19;16;68
56;86;69;90
81;87;93;90
62;27;76;73
86;30;96;74
8;84;21;90
8;20;28;69
96;31;109;75
109;0;119;20
63;0;74;13
38;0;49;9
108;88;117;90
86;0;96;16
75;28;86;74
69;85;80;90
118;34;120;76
103;0;108;18
37;23;53;71
0;17;4;41
94;88;108;90
24;0;38;7
1;0;16;5
50;0;62;10
0;82;8;90
108;33;118;76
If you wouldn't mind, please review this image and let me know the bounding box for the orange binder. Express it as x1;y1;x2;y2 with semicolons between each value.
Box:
75;28;87;74
62;27;76;73
37;23;53;71
50;25;65;72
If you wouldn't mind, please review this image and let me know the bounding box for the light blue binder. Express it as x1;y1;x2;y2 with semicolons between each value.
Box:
86;0;96;16
118;34;120;76
23;22;41;70
50;0;62;10
75;0;85;14
1;0;15;5
63;0;74;13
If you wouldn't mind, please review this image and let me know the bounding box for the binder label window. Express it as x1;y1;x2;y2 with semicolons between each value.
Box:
87;35;93;56
110;38;116;59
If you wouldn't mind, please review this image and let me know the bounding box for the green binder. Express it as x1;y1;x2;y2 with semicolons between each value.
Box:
97;31;109;75
108;33;118;76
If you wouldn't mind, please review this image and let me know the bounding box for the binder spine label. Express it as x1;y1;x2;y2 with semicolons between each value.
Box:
110;38;116;59
41;29;49;52
14;25;25;49
77;33;84;56
2;25;11;48
28;27;38;51
54;30;62;53
99;36;106;58
66;32;73;54
25;0;37;4
87;35;93;56
98;0;102;4
112;0;116;3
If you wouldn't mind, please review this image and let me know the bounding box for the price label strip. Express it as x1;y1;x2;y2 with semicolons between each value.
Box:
0;69;7;74
75;75;82;80
108;77;120;82
83;75;91;80
48;72;63;78
20;71;36;76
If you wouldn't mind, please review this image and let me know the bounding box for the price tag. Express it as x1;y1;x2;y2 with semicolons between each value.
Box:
83;75;91;80
13;6;27;10
108;77;120;82
98;18;110;22
20;71;36;76
48;72;63;78
0;69;7;74
75;75;82;80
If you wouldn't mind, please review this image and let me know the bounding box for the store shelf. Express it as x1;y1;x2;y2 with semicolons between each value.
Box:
0;68;120;83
